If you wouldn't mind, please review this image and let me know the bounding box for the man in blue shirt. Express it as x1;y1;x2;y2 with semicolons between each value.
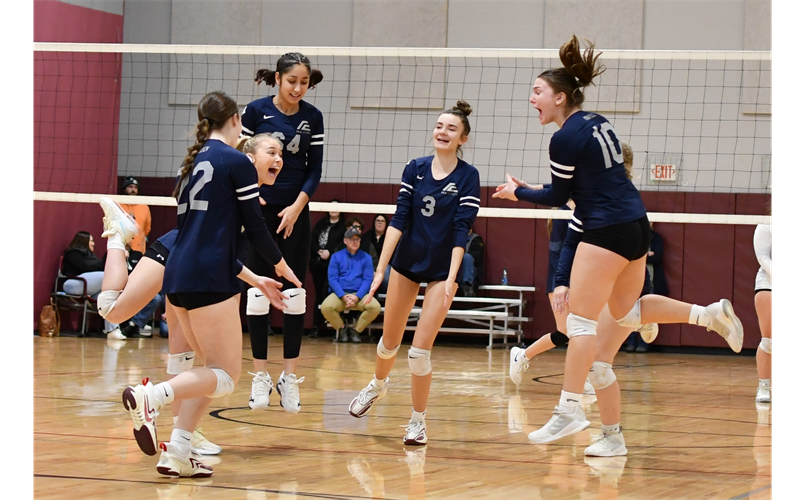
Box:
322;227;380;343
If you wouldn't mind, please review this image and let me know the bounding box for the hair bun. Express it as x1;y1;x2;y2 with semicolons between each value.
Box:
453;99;472;116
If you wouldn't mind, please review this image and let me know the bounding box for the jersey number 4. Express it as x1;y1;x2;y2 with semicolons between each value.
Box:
177;161;214;214
271;131;301;155
592;122;623;169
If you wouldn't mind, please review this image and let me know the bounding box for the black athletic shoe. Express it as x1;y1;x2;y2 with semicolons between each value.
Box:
121;320;141;338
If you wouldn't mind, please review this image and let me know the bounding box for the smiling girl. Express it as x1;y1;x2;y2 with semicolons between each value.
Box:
240;52;325;414
348;100;481;446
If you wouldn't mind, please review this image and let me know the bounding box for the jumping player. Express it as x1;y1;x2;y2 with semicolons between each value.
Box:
348;100;481;446
240;52;325;414
493;35;743;444
99;134;287;457
119;92;300;478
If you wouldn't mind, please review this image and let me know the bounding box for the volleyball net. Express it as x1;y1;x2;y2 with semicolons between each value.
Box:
33;43;771;224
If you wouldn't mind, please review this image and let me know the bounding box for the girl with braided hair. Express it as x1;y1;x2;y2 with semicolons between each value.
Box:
119;91;300;478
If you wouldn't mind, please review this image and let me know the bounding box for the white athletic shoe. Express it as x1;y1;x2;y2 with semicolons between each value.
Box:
705;299;744;353
248;371;273;410
276;371;304;414
585;430;628;457
139;325;153;338
349;377;389;417
191;427;222;455
756;383;771;403
583;381;597;403
106;327;126;340
509;347;529;385
403;419;428;446
637;323;659;344
156;443;214;478
122;378;161;456
99;197;139;244
528;405;590;444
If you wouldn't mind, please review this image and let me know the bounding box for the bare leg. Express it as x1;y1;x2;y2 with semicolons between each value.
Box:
410;281;457;412
755;291;771;380
593;305;634;426
103;259;165;324
374;270;420;380
562;243;632;394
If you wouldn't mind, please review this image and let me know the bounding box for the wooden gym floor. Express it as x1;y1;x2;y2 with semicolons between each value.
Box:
33;335;770;500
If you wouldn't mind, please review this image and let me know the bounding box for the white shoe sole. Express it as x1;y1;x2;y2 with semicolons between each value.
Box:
585;445;628;457
717;299;744;353
638;323;659;344
528;418;590;444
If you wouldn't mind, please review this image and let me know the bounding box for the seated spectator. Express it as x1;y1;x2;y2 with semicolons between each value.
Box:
62;231;123;339
362;214;391;293
340;216;379;265
309;200;346;338
459;226;484;297
321;227;381;344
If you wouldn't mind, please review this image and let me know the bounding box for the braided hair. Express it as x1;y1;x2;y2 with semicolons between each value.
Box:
173;91;239;198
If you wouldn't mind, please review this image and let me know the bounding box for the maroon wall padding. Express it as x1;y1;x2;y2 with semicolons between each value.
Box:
33;0;124;328
642;191;687;345
679;193;738;347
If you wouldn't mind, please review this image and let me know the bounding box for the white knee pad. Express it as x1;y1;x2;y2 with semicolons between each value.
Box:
167;351;195;375
567;313;598;338
209;368;235;398
588;361;617;390
246;287;270;316
408;347;432;376
759;337;771;354
616;298;642;330
377;336;401;360
97;290;122;318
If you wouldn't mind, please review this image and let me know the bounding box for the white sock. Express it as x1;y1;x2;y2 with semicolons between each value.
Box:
518;350;530;361
689;305;711;328
152;382;175;408
169;428;193;457
373;376;387;388
602;423;621;435
759;379;770;387
106;233;126;251
411;408;426;422
558;390;583;413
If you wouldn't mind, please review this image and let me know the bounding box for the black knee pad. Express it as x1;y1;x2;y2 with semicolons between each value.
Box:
550;330;569;347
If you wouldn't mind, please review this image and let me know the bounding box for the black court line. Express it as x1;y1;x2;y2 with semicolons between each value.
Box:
209;408;769;450
34;474;401;500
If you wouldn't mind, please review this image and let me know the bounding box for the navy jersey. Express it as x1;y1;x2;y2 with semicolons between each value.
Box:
547;205;572;271
155;228;178;253
241;96;324;206
515;111;646;230
163;139;283;295
390;156;481;280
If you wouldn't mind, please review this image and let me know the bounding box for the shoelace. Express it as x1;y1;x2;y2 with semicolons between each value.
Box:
282;376;305;398
357;382;383;405
402;420;425;435
248;372;271;397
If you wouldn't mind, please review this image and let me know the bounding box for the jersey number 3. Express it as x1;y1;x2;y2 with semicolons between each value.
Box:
592;122;623;169
421;195;436;217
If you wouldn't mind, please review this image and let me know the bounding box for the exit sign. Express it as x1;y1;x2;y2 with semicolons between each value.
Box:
649;163;678;182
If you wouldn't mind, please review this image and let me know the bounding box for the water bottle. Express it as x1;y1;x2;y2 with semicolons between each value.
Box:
501;268;509;286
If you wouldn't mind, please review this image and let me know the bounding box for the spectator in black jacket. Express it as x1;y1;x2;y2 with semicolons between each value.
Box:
62;231;123;339
459;226;484;297
309;201;346;337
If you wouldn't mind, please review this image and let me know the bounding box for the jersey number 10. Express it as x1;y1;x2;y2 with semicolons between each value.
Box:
591;122;623;169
